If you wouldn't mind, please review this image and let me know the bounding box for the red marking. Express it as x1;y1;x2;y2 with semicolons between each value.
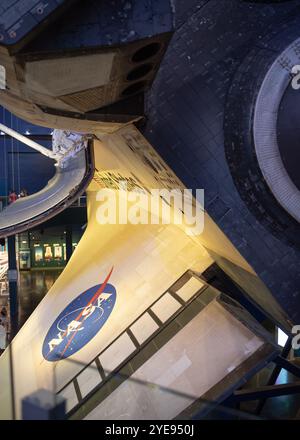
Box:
46;267;114;361
59;266;114;359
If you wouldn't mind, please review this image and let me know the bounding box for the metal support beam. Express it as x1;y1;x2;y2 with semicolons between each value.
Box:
7;235;18;339
0;123;57;160
255;336;292;414
2;134;52;141
65;225;73;263
274;356;300;379
232;382;300;402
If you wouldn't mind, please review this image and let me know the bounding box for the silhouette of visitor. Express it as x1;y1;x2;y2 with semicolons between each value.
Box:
8;190;17;204
18;188;28;198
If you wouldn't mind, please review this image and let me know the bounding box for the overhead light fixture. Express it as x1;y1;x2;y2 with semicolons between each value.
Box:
277;328;289;347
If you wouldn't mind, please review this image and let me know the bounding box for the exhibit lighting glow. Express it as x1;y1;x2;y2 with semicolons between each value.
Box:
278;328;289;347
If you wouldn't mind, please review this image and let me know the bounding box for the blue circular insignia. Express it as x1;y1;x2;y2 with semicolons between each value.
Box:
42;280;116;362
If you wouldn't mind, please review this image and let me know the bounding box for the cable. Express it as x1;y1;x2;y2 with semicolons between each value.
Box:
16;117;20;195
3;108;8;201
10;112;15;192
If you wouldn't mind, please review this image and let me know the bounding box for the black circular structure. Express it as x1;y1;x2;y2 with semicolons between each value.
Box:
277;84;300;191
224;18;300;249
132;42;161;63
127;64;153;81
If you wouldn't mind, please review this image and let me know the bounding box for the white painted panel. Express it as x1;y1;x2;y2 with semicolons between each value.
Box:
77;362;102;398
151;293;181;323
58;383;78;413
99;333;136;376
130;313;159;344
26;53;115;96
176;277;205;302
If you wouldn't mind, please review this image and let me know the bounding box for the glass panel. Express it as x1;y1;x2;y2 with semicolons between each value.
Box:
175;277;205;302
77;362;102;398
130;313;159;344
151;293;181;323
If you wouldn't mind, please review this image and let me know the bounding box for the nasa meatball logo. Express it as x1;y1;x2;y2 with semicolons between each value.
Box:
42;268;116;362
